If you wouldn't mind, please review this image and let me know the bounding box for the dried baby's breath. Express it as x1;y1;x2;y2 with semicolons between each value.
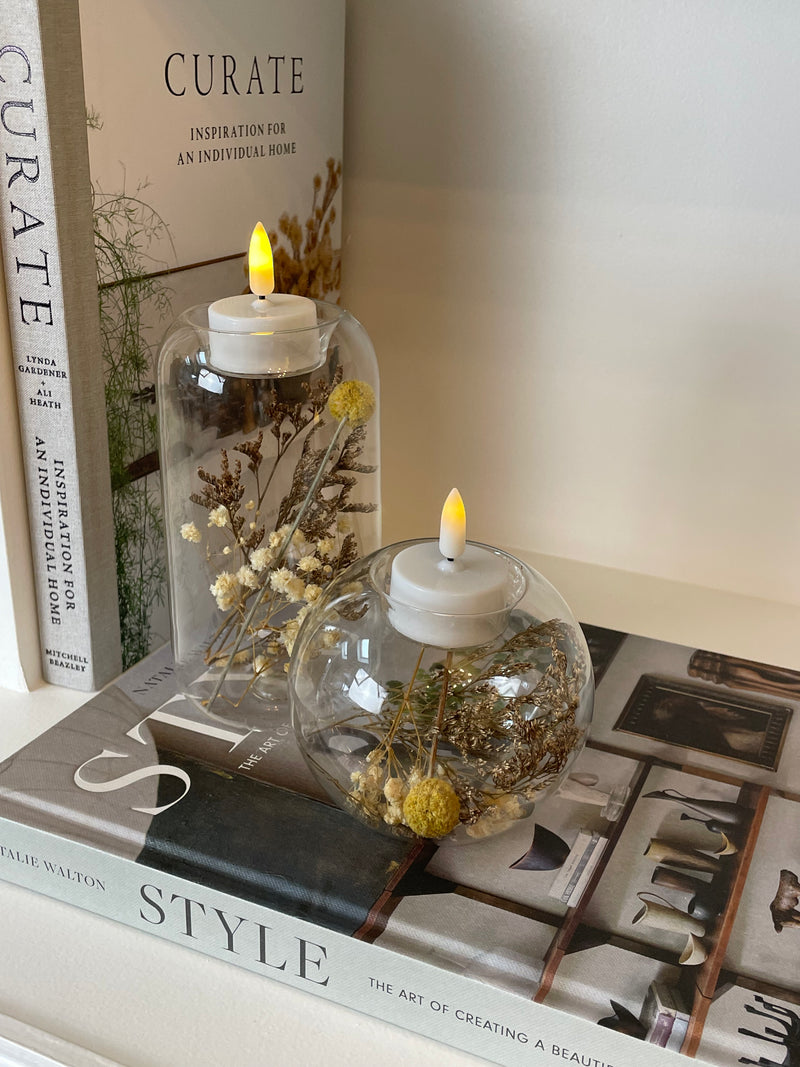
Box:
182;370;376;703
329;620;585;840
268;159;342;300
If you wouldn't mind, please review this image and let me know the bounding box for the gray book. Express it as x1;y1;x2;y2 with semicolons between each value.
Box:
0;0;121;689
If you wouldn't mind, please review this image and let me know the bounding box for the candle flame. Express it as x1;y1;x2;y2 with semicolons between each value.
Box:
248;222;274;297
439;487;466;560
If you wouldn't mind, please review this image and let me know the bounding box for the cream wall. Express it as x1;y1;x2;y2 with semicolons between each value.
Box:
342;1;800;605
3;1;800;690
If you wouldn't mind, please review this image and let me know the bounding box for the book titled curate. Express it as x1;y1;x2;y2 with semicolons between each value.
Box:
0;0;344;685
1;623;800;1067
0;0;121;689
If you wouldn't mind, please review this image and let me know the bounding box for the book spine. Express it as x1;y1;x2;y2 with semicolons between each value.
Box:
561;836;606;907
0;813;690;1067
0;0;121;690
666;1016;689;1053
647;1013;675;1047
0;250;40;689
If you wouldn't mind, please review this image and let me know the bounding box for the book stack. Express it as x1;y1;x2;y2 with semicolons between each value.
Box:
547;830;608;908
642;982;691;1052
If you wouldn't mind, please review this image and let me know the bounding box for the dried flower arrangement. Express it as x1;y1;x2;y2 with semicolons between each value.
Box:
180;377;376;711
313;619;585;841
268;158;342;299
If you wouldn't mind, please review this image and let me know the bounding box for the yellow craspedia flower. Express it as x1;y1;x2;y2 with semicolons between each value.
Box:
402;777;461;839
328;380;376;427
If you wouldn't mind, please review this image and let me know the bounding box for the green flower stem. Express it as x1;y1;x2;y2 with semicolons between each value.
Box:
427;649;453;776
205;413;349;713
377;644;426;772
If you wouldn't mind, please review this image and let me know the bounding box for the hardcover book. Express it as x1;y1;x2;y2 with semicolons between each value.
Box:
0;0;122;690
1;622;799;1066
0;0;344;684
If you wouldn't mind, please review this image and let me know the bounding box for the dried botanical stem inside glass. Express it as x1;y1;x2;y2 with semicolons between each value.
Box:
290;546;595;843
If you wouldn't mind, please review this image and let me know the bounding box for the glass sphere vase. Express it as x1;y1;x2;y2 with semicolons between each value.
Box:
157;299;380;727
289;542;594;844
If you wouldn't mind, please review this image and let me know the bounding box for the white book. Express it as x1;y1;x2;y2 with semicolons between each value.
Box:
548;829;607;906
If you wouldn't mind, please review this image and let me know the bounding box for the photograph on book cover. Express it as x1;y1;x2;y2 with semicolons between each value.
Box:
81;0;345;271
80;0;345;670
543;933;681;1036
724;794;800;986
589;633;800;792
697;978;800;1067
423;746;641;916
582;764;752;959
688;648;800;701
614;675;791;772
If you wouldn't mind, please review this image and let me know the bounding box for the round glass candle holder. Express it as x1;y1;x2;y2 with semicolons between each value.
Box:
157;299;381;727
289;542;594;844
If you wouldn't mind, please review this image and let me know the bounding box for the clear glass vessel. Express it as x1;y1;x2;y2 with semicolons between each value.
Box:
289;542;594;844
157;300;380;726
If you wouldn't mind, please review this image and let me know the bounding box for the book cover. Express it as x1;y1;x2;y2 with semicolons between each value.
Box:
0;0;345;683
81;0;345;670
1;622;799;1065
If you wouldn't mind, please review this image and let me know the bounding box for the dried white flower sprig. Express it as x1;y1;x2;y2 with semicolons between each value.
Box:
200;379;376;713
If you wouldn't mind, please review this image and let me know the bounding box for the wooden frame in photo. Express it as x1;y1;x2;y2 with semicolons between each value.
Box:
614;675;792;771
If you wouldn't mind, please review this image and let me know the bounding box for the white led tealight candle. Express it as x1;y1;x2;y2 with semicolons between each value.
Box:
388;489;513;648
207;223;320;375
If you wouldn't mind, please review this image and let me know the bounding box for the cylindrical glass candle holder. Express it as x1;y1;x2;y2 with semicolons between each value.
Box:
289;542;594;844
157;299;380;726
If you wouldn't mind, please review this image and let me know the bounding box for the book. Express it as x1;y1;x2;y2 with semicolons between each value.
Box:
2;622;800;1066
0;0;345;684
547;829;607;907
648;1014;675;1048
642;983;690;1048
0;0;122;690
